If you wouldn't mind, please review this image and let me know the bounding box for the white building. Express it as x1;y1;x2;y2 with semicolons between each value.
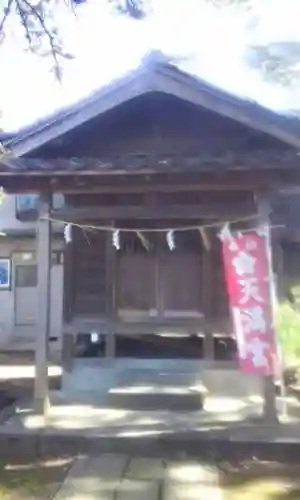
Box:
0;194;64;355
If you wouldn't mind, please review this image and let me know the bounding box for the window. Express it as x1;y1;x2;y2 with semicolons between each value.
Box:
0;259;10;289
15;265;37;288
16;195;39;211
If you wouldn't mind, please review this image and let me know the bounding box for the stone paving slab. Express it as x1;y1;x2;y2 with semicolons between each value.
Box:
117;479;159;500
163;481;222;500
166;460;217;483
53;454;221;500
55;477;116;500
54;455;125;500
80;453;129;478
164;460;222;500
125;457;165;479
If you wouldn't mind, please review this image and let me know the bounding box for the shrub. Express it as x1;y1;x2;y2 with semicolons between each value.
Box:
276;301;300;365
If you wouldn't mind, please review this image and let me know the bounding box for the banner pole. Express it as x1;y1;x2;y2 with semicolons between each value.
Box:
257;194;278;423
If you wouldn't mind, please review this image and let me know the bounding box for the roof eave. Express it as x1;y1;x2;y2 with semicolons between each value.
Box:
154;66;300;149
8;68;156;158
6;62;300;159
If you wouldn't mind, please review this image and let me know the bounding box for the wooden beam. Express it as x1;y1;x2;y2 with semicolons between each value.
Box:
64;182;254;194
64;316;206;335
34;194;52;416
51;202;255;222
62;184;254;195
2;167;300;194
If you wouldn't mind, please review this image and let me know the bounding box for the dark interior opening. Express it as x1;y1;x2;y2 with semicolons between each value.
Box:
75;333;237;360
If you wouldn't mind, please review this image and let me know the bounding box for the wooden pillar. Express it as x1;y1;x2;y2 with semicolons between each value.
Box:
34;195;52;416
105;224;116;359
156;232;164;320
257;193;278;424
201;231;214;361
272;234;284;300
61;228;74;371
63;229;74;324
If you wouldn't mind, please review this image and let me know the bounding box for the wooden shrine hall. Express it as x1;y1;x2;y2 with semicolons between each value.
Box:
2;52;300;413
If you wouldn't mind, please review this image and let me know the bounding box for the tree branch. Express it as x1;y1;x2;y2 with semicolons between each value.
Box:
0;0;13;35
15;0;62;79
16;0;34;49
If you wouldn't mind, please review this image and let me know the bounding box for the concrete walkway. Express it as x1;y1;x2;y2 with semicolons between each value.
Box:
54;454;222;500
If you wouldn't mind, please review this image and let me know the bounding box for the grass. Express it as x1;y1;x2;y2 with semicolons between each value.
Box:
221;460;300;500
276;301;300;365
0;456;74;499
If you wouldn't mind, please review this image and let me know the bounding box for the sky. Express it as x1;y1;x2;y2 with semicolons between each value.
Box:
0;0;300;131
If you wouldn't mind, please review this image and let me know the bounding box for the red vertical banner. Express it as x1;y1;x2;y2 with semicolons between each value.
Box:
221;228;277;376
